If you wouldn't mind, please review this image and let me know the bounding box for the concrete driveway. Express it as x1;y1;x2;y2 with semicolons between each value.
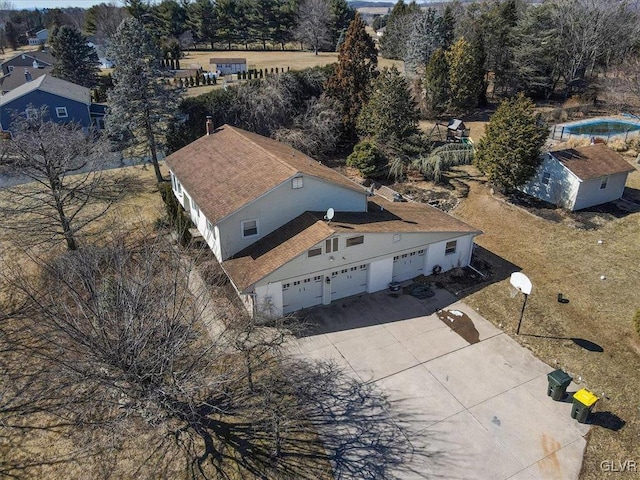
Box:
292;289;589;480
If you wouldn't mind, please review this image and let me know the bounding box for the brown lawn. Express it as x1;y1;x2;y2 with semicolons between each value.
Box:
447;163;640;479
181;50;403;98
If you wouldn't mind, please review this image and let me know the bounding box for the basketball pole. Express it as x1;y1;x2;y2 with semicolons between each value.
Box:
516;292;528;335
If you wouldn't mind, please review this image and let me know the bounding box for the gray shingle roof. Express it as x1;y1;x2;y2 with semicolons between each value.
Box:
0;74;91;107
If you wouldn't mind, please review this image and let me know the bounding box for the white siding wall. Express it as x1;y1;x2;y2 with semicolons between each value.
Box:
573;172;629;210
519;155;579;209
217;176;366;259
251;231;477;315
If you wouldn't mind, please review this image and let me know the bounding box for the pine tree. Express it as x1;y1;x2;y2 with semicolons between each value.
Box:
5;21;19;50
187;0;218;49
50;26;100;88
329;0;355;50
423;47;449;116
106;18;179;183
325;12;377;144
474;93;547;193
440;3;455;50
446;37;481;113
378;0;420;60
357;66;419;144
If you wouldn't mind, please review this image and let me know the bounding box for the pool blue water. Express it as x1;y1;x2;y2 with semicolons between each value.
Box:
565;120;640;136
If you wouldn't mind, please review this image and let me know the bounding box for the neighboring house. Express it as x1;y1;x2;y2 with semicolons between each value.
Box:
28;28;49;45
88;42;114;69
1;50;55;75
166;125;481;317
520;144;635;211
209;57;247;75
0;74;105;131
0;66;54;94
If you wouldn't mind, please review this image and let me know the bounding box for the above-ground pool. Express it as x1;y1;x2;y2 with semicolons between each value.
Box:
551;117;640;141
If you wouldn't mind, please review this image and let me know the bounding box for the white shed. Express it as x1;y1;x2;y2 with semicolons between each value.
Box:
209;57;247;75
520;144;635;211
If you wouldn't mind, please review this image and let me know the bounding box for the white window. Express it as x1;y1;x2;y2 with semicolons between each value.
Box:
192;201;200;218
308;247;322;257
242;219;258;238
346;235;364;247
291;176;303;189
25;107;37;119
393;233;401;243
445;240;457;255
8;65;13;72
175;178;182;194
541;172;551;185
55;107;68;118
325;237;339;253
600;176;608;189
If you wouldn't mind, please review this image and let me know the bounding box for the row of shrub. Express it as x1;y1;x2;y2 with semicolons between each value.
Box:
236;67;290;81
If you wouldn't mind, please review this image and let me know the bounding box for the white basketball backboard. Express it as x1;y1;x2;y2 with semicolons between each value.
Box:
510;272;532;295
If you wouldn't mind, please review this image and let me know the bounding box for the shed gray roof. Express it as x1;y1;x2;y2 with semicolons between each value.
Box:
209;58;247;65
0;74;91;107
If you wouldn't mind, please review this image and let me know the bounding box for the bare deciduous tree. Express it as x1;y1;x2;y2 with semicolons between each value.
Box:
274;96;342;157
294;0;333;55
0;237;432;479
0;108;128;251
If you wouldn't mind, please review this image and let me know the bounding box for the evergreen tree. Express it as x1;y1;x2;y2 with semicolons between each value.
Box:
154;0;188;39
187;0;218;49
249;0;278;50
124;0;151;20
474;94;547;192
346;140;387;179
272;0;297;50
357;66;419;144
5;21;18;50
325;13;377;144
446;37;481;113
329;0;355;50
423;47;449;116
106;18;179;183
215;0;238;49
441;3;455;50
50;26;100;88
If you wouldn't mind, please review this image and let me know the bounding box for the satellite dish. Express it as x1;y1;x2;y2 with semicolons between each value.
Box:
510;272;532;295
324;208;335;222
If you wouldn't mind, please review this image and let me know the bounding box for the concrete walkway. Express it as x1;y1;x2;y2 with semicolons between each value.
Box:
292;289;589;480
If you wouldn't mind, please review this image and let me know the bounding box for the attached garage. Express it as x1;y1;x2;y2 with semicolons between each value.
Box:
392;248;426;282
330;264;368;301
282;275;323;314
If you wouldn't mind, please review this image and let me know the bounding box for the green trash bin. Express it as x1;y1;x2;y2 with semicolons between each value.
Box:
547;369;573;401
571;389;599;423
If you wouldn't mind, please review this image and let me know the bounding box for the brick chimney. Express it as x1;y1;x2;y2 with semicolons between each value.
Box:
206;115;213;136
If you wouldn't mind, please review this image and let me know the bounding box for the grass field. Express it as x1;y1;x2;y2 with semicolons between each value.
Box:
181;50;403;98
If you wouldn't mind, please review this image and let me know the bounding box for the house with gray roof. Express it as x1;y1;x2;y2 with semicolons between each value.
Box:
0;74;105;131
1;50;55;75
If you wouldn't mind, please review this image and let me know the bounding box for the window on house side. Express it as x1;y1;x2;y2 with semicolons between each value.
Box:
346;235;364;247
325;237;339;253
445;240;457;255
55;107;68;118
600;176;608;189
242;219;258;237
542;172;551;185
292;176;303;189
25;108;36;119
192;201;200;218
308;247;322;257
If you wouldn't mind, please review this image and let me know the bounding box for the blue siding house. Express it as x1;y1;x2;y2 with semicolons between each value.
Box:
0;74;105;131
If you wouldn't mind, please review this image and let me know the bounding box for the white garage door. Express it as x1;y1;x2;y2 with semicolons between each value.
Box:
282;275;323;314
392;249;425;282
331;264;368;301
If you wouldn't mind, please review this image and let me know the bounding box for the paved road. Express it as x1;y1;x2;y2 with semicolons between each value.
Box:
292;289;589;480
